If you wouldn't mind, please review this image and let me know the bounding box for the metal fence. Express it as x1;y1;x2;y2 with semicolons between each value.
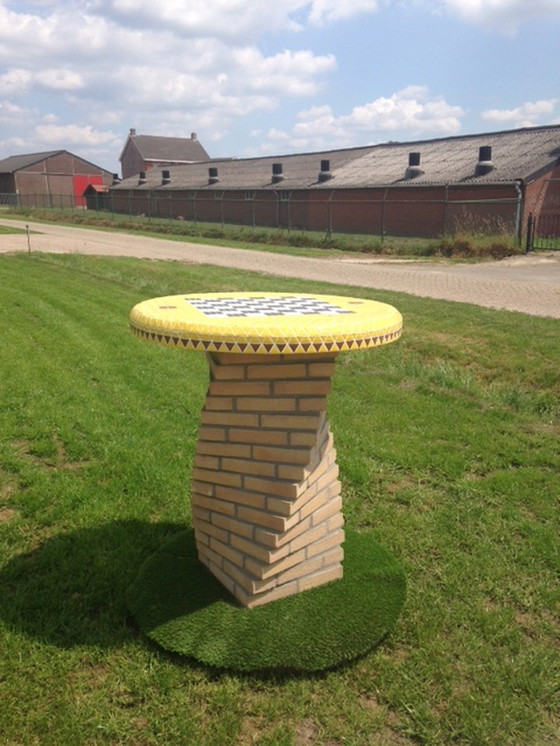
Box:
526;212;560;251
1;189;524;241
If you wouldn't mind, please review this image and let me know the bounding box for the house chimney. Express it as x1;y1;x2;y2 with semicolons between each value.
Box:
129;128;136;136
191;132;197;140
112;173;121;185
272;163;284;184
208;166;219;185
405;152;424;179
475;145;494;176
318;159;332;182
138;171;146;185
162;170;171;185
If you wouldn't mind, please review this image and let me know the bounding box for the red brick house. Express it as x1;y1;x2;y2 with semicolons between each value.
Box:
0;150;113;208
109;125;560;242
119;129;210;180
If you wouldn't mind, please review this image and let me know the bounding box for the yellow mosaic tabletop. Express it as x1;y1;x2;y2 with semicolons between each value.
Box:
129;292;402;355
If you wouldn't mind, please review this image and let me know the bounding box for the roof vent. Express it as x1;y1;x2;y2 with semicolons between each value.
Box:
208;166;219;185
112;173;121;185
162;169;171;185
272;162;284;184
475;146;494;176
405;152;424;179
318;159;332;182
129;128;136;136
138;171;146;185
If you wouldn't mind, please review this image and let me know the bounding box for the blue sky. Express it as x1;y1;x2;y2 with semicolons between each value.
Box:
0;1;558;175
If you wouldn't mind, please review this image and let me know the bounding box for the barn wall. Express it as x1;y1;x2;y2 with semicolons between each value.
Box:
108;182;522;238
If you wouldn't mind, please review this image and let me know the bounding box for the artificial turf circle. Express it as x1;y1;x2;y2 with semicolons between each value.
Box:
126;529;405;672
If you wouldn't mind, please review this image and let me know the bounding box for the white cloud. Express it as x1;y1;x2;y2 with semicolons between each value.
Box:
442;0;560;32
280;86;464;149
35;68;84;91
481;99;558;127
33;123;119;147
308;0;380;25
0;69;32;96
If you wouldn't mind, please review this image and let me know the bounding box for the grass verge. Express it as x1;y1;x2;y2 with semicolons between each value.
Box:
0;252;558;745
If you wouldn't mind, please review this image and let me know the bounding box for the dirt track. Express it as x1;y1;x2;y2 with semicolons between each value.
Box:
1;218;559;319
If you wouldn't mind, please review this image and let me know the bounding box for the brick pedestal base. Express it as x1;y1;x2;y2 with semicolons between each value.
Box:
191;352;344;608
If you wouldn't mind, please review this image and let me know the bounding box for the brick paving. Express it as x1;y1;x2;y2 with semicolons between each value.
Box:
1;219;559;318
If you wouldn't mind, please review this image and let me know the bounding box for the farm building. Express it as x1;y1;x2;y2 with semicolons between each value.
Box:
120;129;210;179
108;125;560;242
0;150;113;208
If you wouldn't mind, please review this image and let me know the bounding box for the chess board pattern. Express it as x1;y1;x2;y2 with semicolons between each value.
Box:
186;296;354;318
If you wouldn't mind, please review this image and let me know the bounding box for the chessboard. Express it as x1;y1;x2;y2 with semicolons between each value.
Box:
186;296;354;318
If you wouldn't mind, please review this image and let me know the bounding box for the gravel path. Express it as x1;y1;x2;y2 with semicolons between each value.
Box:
1;218;559;318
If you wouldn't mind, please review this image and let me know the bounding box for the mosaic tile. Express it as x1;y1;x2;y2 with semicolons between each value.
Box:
130;292;402;355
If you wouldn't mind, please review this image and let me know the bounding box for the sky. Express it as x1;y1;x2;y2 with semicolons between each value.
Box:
0;0;559;175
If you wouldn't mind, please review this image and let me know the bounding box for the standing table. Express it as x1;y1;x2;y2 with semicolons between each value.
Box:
129;292;402;609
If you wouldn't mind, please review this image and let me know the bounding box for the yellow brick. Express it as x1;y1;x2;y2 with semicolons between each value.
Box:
210;537;245;567
289;522;328;553
245;548;306;581
222;458;276;478
211;513;254;540
196;541;224;570
191;493;235;516
274;554;324;585
213;352;280;365
254;516;311;549
209;381;271;397
322;546;344;567
192;467;242;489
194;453;220;471
299;482;340;522
246;363;307;380
197;426;227;442
208;358;247;380
231;534;272;560
273;380;332;396
204;396;234;411
253;445;311;465
260;414;321;431
243;580;300;608
215;484;267;509
236;506;287;532
297;565;343;593
243;475;300;499
311;495;343;527
236;397;297;412
306;528;345;559
276;463;306;481
307;361;336;377
191;506;210;523
197;441;251;459
328;512;345;532
200;411;259;427
195;517;230;544
298;397;328;412
191;480;214;497
288;432;317;448
222;560;278;595
229;428;287;446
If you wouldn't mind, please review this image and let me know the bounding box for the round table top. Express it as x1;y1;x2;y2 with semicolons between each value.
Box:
130;292;402;355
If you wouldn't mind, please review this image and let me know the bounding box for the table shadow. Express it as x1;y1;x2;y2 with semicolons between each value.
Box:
0;519;185;649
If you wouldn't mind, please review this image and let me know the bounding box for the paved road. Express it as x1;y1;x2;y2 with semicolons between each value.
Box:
1;218;559;318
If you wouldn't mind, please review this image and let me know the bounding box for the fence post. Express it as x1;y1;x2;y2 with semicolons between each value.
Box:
525;213;534;253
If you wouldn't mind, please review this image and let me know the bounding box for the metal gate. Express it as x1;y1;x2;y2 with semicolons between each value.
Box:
526;213;560;250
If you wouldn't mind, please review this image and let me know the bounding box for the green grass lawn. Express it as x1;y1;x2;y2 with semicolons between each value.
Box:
0;252;558;745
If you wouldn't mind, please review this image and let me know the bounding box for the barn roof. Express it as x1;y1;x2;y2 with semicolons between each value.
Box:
121;132;210;164
0;150;64;173
112;125;560;191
